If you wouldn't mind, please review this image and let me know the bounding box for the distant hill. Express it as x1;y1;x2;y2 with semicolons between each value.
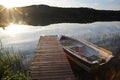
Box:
0;5;120;27
0;5;9;27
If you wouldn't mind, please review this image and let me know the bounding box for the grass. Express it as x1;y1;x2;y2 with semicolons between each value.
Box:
71;33;120;80
0;41;31;80
87;32;120;56
1;32;120;80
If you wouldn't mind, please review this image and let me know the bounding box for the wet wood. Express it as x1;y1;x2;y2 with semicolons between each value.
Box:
30;35;75;80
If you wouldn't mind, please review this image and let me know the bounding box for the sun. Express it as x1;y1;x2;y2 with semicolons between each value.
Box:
2;1;16;9
4;4;15;9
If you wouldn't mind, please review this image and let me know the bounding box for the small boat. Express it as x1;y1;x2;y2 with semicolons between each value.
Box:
60;35;114;72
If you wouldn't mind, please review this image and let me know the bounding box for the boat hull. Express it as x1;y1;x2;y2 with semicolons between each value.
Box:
63;47;100;72
60;35;113;72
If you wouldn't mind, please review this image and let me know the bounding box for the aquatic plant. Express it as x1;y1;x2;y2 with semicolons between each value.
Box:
87;32;120;56
0;41;31;80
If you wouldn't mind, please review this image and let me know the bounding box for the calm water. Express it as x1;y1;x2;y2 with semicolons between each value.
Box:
0;22;120;56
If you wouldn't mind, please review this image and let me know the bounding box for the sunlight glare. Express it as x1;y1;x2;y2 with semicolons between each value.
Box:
2;1;16;9
5;23;26;37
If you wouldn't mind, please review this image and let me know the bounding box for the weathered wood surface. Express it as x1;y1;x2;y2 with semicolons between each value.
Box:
30;35;75;80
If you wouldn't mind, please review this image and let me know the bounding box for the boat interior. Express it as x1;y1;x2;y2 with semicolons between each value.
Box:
60;36;109;63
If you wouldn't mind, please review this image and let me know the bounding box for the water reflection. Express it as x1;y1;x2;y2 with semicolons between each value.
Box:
4;23;27;37
0;22;120;80
0;5;120;28
0;22;120;56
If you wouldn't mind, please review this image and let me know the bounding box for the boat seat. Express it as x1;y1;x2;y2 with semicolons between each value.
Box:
70;45;85;52
89;55;99;60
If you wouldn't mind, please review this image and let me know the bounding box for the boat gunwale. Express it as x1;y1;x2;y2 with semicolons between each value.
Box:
63;46;99;64
60;35;114;65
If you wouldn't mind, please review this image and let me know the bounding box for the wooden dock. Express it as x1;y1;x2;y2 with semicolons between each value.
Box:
30;35;75;80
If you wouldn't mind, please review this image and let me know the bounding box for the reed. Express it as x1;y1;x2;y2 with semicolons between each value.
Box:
87;32;120;55
0;41;31;80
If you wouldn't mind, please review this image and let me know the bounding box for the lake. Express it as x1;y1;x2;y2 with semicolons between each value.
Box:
0;1;120;80
0;21;120;57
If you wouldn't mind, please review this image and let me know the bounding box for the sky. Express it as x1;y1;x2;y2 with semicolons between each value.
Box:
0;0;120;10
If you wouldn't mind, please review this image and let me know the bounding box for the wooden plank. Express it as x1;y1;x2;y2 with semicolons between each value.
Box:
29;35;75;80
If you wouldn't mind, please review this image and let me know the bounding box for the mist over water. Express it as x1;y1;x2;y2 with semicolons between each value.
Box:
0;1;120;80
0;22;120;56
